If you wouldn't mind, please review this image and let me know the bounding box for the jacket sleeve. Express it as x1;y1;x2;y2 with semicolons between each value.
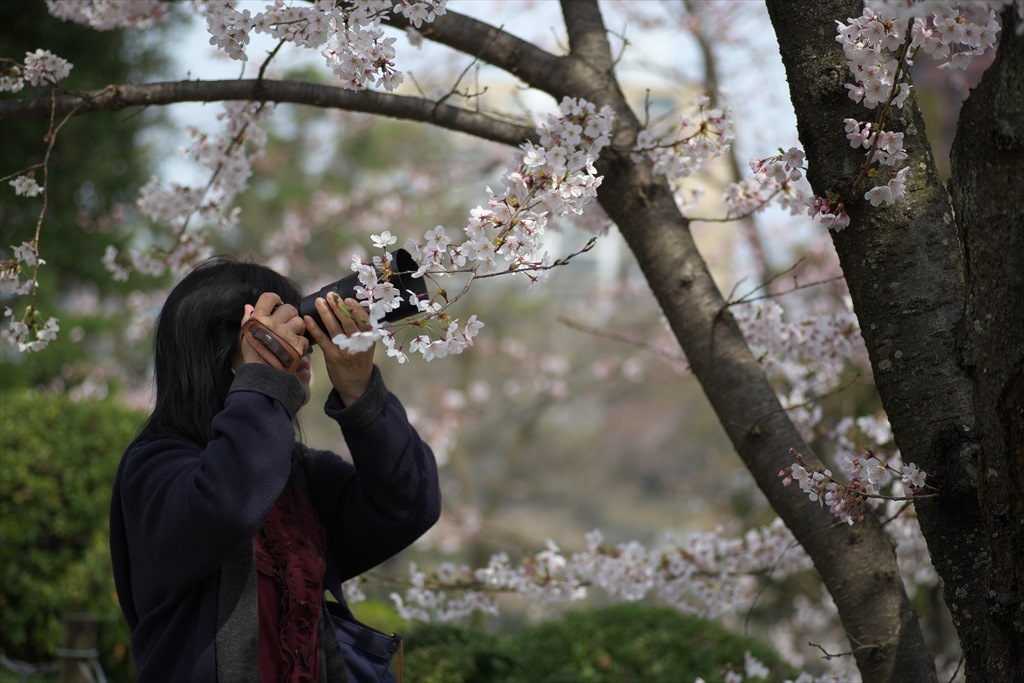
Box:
306;366;442;582
118;364;306;598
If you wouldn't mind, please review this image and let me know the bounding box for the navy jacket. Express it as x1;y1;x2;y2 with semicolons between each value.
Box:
110;364;441;681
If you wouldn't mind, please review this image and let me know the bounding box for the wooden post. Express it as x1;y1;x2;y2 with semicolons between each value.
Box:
58;613;98;683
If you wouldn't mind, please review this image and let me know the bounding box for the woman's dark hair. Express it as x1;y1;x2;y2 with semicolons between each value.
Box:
138;258;303;446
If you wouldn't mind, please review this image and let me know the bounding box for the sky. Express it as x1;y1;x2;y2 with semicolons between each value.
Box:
148;1;810;284
161;1;800;176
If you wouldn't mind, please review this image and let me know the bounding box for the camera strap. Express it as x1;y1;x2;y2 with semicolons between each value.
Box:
241;318;301;372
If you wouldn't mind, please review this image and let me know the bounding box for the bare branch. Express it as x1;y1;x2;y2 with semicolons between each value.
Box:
560;0;615;72
558;316;690;370
0;80;536;148
383;8;567;95
809;639;882;660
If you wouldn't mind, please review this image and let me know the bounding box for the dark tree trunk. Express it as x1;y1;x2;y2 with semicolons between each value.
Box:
767;0;1023;680
950;8;1024;681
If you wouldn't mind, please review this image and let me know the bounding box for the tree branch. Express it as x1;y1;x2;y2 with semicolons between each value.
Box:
383;7;568;95
0;79;536;148
560;0;615;73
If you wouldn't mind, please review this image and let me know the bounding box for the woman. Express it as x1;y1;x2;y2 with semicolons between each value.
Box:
109;258;441;681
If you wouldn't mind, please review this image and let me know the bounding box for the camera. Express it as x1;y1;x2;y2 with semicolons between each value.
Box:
299;248;427;338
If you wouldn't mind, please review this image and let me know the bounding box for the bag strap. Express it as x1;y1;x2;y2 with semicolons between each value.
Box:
295;451;404;683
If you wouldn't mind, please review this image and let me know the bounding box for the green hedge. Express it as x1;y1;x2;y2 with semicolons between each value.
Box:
403;603;794;683
0;390;143;681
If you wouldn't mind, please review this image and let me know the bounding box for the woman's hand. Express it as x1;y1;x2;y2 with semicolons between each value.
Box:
303;293;375;406
239;292;309;366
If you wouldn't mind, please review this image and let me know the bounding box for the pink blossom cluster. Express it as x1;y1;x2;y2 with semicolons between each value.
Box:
838;2;1002;105
827;417;937;589
725;148;812;220
106;102;274;281
732;299;864;438
0;49;73;92
864;166;911;207
1;240;59;351
46;0;168;30
8;176;43;198
807;195;851;232
831;415;929;495
2;308;60;353
780;447;929;525
781;451;867;525
633;96;734;178
831;1;1008;212
1;241;44;297
384;520;811;622
193;0;445;91
864;0;1010;70
349;97;612;363
844;120;908;169
800;2;1009;230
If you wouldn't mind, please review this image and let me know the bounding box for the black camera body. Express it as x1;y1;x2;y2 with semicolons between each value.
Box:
299;248;426;338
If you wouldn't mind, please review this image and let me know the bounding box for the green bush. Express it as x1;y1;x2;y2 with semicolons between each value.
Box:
402;623;517;683
403;603;794;683
0;390;143;681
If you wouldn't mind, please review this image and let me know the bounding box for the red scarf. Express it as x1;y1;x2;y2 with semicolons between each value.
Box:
254;483;327;682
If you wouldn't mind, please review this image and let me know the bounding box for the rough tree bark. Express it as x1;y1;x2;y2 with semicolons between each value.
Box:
9;2;1012;680
950;8;1024;681
767;0;1023;680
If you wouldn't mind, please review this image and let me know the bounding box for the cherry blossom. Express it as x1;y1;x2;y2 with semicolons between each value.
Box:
9;176;43;198
338;96;611;362
104;101;274;281
633;96;734;179
780;447;932;525
0;49;73;92
864;166;911;206
808;195;851;232
46;0;169;30
729;149;814;220
383;518;812;623
1;304;59;353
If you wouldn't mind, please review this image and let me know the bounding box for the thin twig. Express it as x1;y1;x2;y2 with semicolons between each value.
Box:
880;500;913;526
808;640;881;660
686;188;782;223
947;655;965;683
727;259;805;305
559;316;690;369
258;39;287;82
730;276;846;307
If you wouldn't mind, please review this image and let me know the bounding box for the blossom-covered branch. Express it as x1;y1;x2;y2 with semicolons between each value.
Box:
353;519;812;623
340;96;614;363
780;448;932;525
1;48;78;351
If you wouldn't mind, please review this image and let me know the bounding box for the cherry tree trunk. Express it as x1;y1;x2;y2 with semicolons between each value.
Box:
549;5;937;681
767;0;1023;679
949;8;1024;680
